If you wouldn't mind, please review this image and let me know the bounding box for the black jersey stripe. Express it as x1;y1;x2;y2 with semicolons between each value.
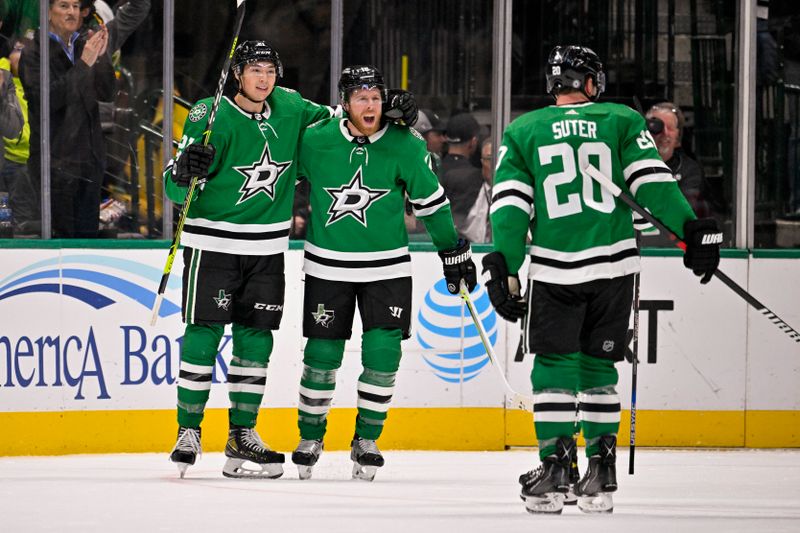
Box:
357;391;392;404
625;166;671;188
304;252;411;269
579;402;622;413
530;247;638;270
184;224;290;241
492;188;533;205
226;374;267;385
533;402;578;412
179;370;212;382
410;193;447;211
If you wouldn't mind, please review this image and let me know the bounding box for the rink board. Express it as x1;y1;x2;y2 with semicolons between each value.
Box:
0;245;798;454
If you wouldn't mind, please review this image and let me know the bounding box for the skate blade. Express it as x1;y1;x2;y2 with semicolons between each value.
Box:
222;458;284;479
577;492;614;514
352;462;378;481
297;465;313;480
524;493;565;514
563;487;578;505
176;463;189;479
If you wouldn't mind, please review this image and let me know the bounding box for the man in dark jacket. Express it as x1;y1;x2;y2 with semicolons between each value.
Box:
440;112;484;239
19;0;115;238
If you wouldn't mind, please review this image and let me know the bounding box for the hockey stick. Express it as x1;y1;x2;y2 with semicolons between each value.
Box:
459;281;535;411
629;233;641;475
583;164;800;344
150;0;247;326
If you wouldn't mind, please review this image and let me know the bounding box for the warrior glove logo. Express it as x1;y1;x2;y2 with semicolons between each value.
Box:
234;142;292;204
323;167;390;227
701;232;724;245
312;304;335;327
389;306;403;319
213;289;232;310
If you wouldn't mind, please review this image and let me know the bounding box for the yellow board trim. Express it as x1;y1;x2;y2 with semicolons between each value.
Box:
0;408;797;456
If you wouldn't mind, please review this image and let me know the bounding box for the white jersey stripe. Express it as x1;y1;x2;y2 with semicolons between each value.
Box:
628;172;675;196
299;385;335;400
304;242;409;261
180;361;214;375
529;256;641;285
181;232;288;256
227;382;266;395
177;378;212;392
357;382;395;397
184;217;291;234
623;158;671;180
533;392;577;404
227;365;268;378
357;398;391;413
533;411;580;423
580;411;621;424
298;403;331;415
304;260;412;282
490;196;532;216
531;238;637;262
492;179;534;199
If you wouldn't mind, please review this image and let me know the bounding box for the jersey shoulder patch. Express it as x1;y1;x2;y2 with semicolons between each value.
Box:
188;102;208;123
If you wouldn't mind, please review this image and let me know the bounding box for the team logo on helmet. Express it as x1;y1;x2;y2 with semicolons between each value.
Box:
188;103;208;123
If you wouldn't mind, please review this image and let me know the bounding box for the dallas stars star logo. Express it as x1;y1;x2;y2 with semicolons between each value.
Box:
323;167;390;227
233;143;292;205
213;289;232;311
311;304;335;328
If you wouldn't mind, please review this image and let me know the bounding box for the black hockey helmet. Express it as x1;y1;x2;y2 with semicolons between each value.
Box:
338;65;386;103
546;45;606;101
232;40;283;78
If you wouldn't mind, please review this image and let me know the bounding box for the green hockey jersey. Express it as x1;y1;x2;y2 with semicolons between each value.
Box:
298;118;458;282
164;88;334;255
491;101;696;284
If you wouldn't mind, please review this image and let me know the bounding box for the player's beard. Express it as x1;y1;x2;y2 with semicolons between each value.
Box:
349;112;381;137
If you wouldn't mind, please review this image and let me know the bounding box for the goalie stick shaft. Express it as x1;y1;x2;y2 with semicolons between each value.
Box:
151;0;247;326
459;281;535;411
583;164;800;344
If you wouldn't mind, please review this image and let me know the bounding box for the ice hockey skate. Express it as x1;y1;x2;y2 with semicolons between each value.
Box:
519;436;574;514
291;439;323;480
350;436;384;481
169;426;202;478
575;435;618;514
222;425;285;479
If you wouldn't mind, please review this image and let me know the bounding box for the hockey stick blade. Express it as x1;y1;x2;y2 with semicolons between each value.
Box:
150;0;247;325
583;164;800;344
459;281;534;411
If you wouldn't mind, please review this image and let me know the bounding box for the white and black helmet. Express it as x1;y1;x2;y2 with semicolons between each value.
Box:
546;45;606;101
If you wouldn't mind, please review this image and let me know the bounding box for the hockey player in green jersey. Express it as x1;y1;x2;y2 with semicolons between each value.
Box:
289;65;477;481
484;46;722;514
163;42;419;479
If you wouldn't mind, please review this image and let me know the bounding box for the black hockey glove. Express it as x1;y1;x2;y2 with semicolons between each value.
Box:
683;218;723;284
438;239;478;295
482;251;527;322
383;89;418;127
172;143;216;187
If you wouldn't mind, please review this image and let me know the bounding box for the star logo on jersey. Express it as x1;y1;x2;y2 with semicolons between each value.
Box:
323;167;390;227
312;304;335;328
213;289;232;311
233;143;292;205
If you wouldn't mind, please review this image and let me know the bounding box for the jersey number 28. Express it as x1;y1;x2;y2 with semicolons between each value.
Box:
538;141;615;219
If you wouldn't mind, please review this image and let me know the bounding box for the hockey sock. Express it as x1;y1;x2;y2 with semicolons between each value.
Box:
578;353;620;457
227;324;273;428
531;352;580;460
177;323;225;428
355;328;402;441
298;338;345;440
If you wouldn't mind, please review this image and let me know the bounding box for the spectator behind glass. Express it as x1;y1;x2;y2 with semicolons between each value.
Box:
440;112;483;240
461;137;493;243
646;102;711;218
414;108;447;157
1;38;40;237
19;0;116;238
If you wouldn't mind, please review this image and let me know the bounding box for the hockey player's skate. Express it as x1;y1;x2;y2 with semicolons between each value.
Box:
222;425;285;479
169;426;202;478
575;435;618;514
519;436;574;514
291;439;323;480
350;436;384;481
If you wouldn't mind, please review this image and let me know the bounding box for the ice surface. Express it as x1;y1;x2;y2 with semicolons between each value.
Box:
1;449;798;532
